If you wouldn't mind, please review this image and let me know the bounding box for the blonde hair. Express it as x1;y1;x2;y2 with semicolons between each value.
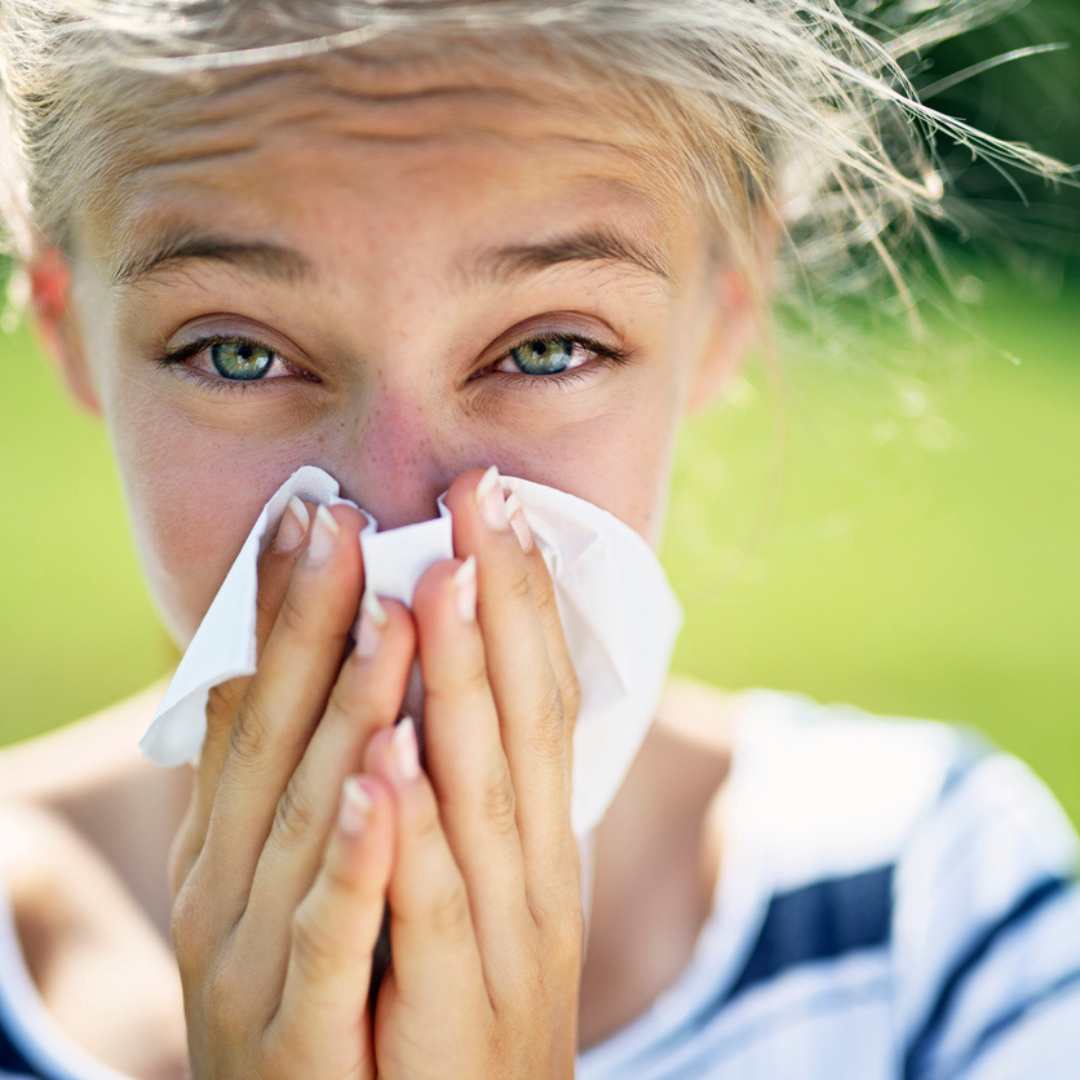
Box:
0;0;1069;324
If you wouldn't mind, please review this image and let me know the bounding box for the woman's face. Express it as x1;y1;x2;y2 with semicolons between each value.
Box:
51;48;747;648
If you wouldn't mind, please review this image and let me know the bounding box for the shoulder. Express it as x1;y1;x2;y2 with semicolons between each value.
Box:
729;690;1080;1078
727;690;998;881
0;676;173;806
0;675;190;938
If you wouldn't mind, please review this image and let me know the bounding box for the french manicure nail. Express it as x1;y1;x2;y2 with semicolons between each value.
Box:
305;504;340;567
354;589;388;658
338;775;373;835
392;716;420;783
476;465;510;531
504;492;534;553
272;496;309;553
452;555;477;622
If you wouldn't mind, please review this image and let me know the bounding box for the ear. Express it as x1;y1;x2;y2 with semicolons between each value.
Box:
26;246;103;417
684;212;779;418
683;267;761;417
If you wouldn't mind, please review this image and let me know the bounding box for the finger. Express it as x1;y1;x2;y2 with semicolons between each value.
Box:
364;720;491;1018
264;773;392;1075
503;486;581;759
410;557;531;991
231;597;415;993
444;467;575;918
199;501;367;931
172;496;322;897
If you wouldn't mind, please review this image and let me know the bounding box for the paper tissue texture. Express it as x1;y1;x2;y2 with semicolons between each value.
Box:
138;465;683;837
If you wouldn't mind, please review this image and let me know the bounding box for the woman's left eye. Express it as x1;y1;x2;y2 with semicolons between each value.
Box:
484;333;631;388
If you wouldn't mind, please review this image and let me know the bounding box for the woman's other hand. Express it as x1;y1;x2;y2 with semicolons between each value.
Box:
166;497;415;1079
366;466;584;1079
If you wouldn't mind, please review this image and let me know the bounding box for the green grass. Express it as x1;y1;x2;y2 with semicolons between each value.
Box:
3;271;1079;826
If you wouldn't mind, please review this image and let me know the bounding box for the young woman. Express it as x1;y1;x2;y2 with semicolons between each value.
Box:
1;2;1078;1077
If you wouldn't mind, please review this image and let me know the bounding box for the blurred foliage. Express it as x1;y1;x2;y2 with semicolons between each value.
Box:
907;0;1080;273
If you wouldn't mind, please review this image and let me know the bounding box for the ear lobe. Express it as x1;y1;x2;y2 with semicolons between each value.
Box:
27;247;103;417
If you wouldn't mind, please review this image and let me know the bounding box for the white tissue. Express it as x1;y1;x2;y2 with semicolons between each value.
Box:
138;465;683;837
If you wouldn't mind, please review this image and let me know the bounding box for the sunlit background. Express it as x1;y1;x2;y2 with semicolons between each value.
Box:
2;2;1078;823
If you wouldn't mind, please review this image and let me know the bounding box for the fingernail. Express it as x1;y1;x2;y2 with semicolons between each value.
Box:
338;775;373;835
476;465;510;531
392;716;420;783
272;496;309;553
354;589;388;658
504;492;534;553
305;504;340;567
452;555;477;623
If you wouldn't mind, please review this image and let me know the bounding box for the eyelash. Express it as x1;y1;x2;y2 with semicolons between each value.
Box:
151;331;632;396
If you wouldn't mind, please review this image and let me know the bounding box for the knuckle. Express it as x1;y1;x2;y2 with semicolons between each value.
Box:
290;900;339;984
426;884;472;940
507;567;533;605
277;587;312;642
320;846;359;896
254;580;279;628
412;798;445;847
528;683;566;763
532;580;560;623
271;778;318;850
481;764;518;836
228;695;273;769
206;679;243;721
426;654;488;706
458;652;490;697
205;959;250;1039
170;879;210;977
323;673;357;721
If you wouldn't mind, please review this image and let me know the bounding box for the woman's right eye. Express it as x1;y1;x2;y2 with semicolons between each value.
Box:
153;334;303;391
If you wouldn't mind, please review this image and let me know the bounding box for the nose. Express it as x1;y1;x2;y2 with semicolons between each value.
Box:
324;384;468;530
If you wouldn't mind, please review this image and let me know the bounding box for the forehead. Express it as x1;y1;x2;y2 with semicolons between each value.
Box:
84;45;696;293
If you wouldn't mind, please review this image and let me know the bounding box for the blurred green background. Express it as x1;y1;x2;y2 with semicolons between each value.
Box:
2;2;1078;825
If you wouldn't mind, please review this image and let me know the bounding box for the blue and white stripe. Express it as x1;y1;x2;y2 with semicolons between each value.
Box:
577;689;1080;1079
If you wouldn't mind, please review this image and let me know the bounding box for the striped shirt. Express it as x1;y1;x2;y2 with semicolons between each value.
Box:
3;688;1079;1078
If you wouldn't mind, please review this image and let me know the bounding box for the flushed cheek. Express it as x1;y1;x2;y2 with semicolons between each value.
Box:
110;409;314;647
501;383;681;549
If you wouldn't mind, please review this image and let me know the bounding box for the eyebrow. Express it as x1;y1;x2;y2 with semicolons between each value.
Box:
459;224;673;288
111;221;673;292
111;226;315;289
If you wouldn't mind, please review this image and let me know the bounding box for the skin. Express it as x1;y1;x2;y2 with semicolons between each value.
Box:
26;38;766;1073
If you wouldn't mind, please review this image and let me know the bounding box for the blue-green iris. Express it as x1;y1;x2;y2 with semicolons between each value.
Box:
211;340;274;380
511;337;574;375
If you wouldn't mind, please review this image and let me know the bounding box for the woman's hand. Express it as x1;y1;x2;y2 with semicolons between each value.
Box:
166;497;417;1079
364;466;584;1079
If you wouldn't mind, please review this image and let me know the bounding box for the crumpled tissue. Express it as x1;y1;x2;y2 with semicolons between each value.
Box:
138;465;683;837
